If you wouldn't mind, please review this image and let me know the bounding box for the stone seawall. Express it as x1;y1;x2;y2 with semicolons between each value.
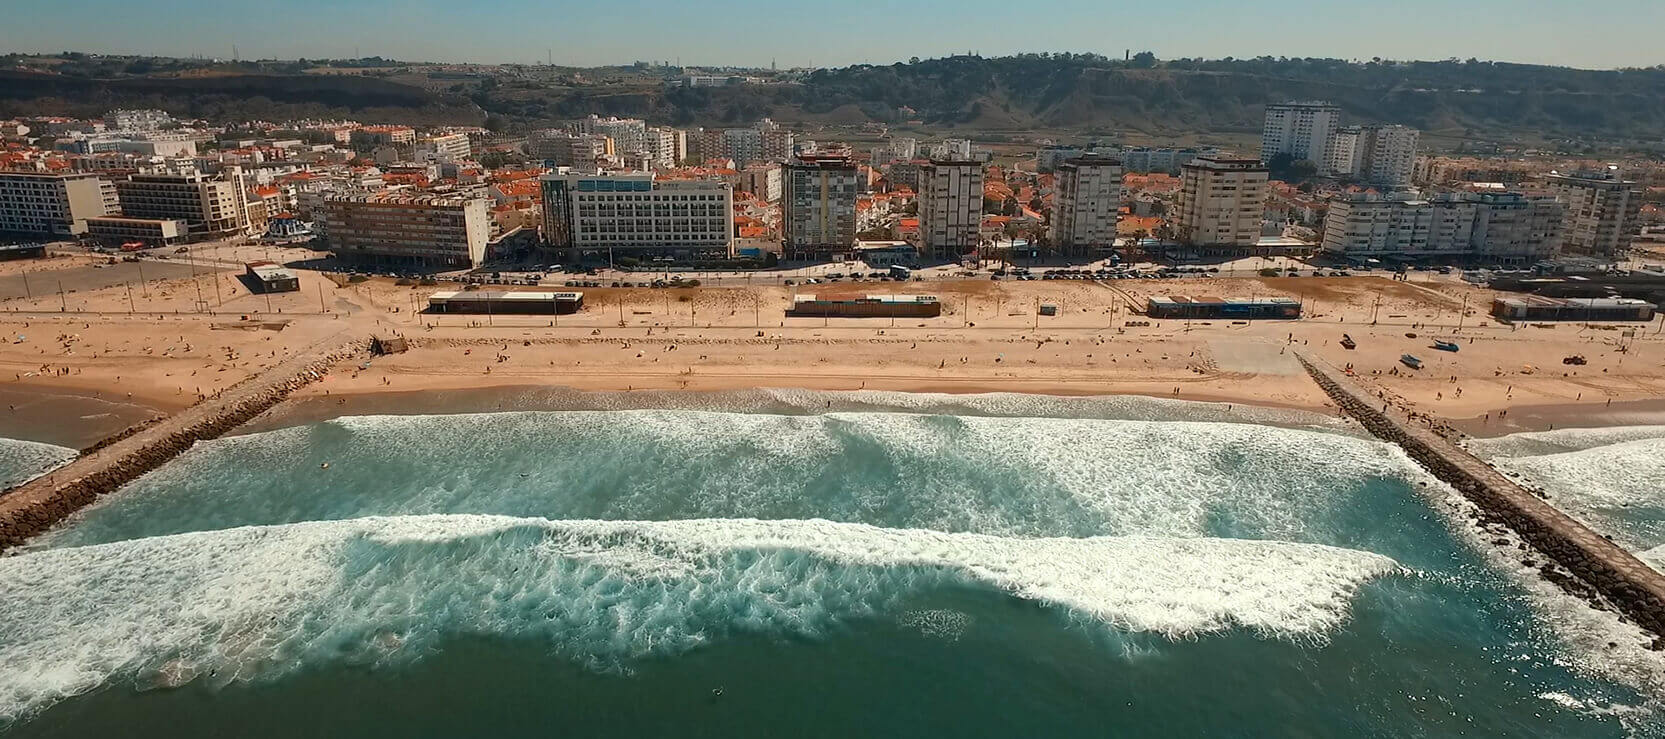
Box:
0;339;364;552
1297;353;1665;638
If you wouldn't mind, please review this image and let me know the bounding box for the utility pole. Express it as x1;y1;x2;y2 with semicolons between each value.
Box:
57;280;66;312
126;282;135;314
20;267;30;299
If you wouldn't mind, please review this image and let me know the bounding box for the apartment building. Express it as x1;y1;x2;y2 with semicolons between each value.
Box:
572;116;648;158
1176;157;1269;247
781;153;859;260
351;125;416;146
919;160;984;258
1321;191;1564;264
645;126;685;168
322;192;492;268
1050;155;1124;256
931;139;974;161
539;170;733;258
419;133;472;162
1120;147;1213;175
1329;125;1419;186
106;109;174;132
1546;169;1643;259
1261;101;1340;170
115;167;250;236
740;164;782;203
0;171;119;236
529;130;612;169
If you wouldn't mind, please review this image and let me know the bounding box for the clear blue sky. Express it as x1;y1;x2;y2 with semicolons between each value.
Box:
4;0;1661;70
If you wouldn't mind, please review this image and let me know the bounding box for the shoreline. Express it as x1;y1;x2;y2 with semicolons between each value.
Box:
0;383;177;449
239;381;1350;437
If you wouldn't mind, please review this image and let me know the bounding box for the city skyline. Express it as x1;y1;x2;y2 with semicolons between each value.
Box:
4;0;1663;71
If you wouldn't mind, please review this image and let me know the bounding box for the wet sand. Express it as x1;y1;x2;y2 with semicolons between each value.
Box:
0;384;174;449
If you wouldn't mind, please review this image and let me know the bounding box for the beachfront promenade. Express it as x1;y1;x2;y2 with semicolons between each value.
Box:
1298;352;1665;639
0;334;364;551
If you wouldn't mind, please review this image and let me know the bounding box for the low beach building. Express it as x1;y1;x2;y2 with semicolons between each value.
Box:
1146;296;1301;320
1490;295;1655;322
427;290;584;314
788;294;941;318
245;261;300;293
85;216;189;248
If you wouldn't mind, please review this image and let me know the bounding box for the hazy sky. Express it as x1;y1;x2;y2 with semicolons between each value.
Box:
4;0;1661;70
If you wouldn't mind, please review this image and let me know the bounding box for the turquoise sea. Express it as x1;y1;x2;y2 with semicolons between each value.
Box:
1;391;1661;736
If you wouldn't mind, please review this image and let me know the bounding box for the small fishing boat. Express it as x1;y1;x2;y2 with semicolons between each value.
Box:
1432;340;1459;353
1400;354;1423;369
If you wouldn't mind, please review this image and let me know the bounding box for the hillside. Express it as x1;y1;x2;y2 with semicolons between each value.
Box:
0;70;483;125
5;55;1665;147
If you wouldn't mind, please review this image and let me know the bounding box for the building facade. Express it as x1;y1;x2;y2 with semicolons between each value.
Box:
0;171;118;236
1546;169;1644;260
919;160;984;259
1176;157;1269;246
1320;191;1564;263
115;167;250;236
1050;155;1124;255
539;170;733;258
781;153;859;260
420;133;472;162
1329;125;1419;186
529;131;612;169
322;192;492;268
1261;101;1341;171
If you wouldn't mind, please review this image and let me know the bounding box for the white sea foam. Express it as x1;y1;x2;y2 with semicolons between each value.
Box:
0;514;1401;723
43;410;1421;548
1468;425;1665;460
0;437;76;489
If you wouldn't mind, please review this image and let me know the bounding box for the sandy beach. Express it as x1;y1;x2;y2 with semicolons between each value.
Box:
3;246;1664;443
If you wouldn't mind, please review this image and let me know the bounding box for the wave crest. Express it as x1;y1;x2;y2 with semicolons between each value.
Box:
0;514;1401;723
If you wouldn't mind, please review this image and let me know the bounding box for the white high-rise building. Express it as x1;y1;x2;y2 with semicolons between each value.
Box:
0;171;118;236
1050;155;1123;255
1321;191;1564;264
644;127;681;169
1176;156;1268;247
1546;168;1644;260
322;192;493;268
417;133;472;162
539;170;733;257
919;160;984;258
932;139;973;161
1329;125;1419;185
782;153;859;260
1261;101;1341;171
574;116;648;158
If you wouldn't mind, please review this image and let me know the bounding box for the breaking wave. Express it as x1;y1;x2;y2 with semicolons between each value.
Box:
0;515;1402;724
0;437;76;489
43;410;1420;549
1471;429;1665;554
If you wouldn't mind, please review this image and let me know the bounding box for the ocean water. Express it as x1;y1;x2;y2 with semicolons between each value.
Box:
2;395;1662;736
0;438;76;490
1470;426;1665;559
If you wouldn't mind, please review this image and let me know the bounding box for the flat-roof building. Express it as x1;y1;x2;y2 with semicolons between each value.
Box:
540;170;733;259
1490;295;1654;322
919;160;984;259
782;153;859;261
1176;157;1268;248
1546;169;1643;260
0;171;118;237
244;261;300;293
322;192;493;268
116;167;251;237
1051;155;1124;257
789;294;941;318
85;216;189;247
1146;295;1301;320
427;290;584;314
